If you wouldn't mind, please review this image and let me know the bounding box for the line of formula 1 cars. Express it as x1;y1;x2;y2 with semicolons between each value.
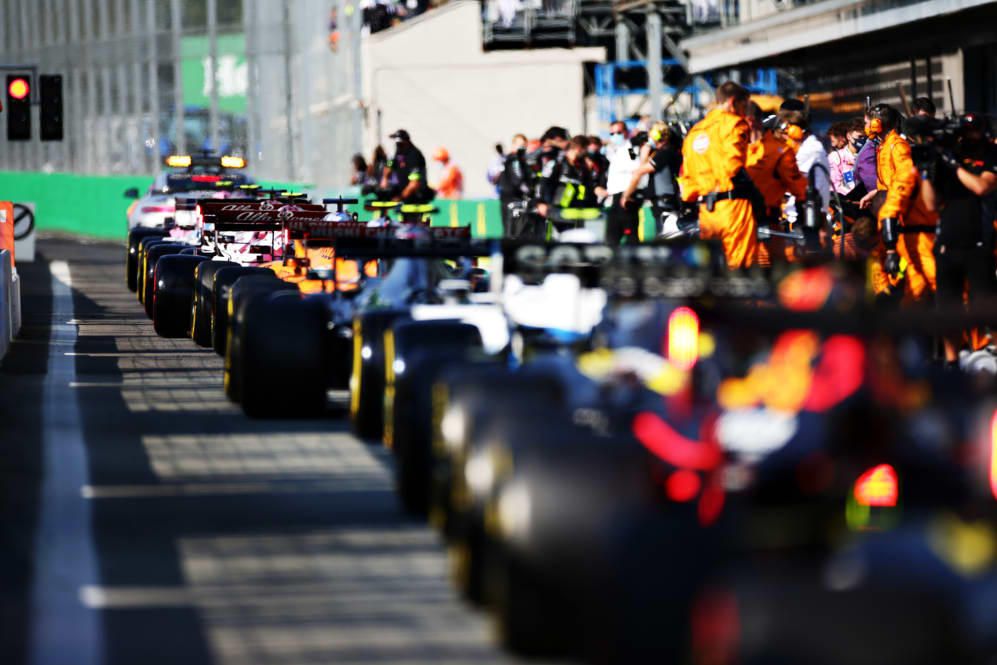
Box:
126;155;997;664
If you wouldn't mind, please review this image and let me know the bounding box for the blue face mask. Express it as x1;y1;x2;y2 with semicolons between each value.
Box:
852;136;867;150
610;132;625;146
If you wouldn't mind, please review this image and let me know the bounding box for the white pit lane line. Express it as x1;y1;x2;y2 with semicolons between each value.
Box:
29;260;103;665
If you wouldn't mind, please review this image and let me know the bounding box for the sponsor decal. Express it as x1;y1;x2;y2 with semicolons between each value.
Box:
692;133;710;154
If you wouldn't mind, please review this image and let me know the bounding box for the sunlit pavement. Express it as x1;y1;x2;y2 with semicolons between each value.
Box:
0;238;533;665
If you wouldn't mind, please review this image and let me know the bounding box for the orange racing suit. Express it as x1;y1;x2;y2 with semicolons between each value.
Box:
679;107;757;268
876;130;937;301
747;131;808;265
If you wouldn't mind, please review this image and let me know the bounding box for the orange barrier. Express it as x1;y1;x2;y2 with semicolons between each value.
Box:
0;201;14;265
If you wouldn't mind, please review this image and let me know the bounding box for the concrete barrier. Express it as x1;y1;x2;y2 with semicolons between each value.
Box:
0;249;10;360
10;265;21;339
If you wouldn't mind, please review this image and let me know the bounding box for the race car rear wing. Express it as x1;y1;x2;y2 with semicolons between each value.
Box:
200;201;328;232
496;238;742;294
283;220;481;259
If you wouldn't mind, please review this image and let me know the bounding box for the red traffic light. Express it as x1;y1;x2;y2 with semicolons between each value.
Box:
8;78;29;100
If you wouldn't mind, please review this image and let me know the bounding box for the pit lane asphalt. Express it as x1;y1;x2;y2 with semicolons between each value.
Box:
0;237;535;665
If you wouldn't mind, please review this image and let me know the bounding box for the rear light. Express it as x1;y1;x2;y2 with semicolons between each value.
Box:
166;154;192;167
666;469;701;502
854;464;898;507
192;174;222;183
989;409;997;500
632;412;723;471
283;227;290;248
141;205;175;214
667;306;699;371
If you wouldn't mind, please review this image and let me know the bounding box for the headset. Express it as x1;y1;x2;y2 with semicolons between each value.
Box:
867;103;892;136
778;121;805;142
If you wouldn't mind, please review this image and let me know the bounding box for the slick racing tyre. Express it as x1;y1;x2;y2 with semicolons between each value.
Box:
384;319;484;517
153;254;210;338
224;274;298;404
136;236;173;304
429;366;564;541
349;309;410;440
211;266;271;356
143;242;186;318
239;293;331;418
489;554;566;658
192;261;237;347
127;228;166;292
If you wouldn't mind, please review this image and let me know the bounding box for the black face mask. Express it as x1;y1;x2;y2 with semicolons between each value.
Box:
587;149;600;157
395;141;405;151
851;136;867;150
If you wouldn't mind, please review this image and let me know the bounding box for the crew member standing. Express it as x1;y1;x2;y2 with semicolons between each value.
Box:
380;129;432;203
605;123;644;245
744;102;808;265
918;113;997;362
872;104;937;303
497;133;529;235
620;122;681;238
537;135;600;238
678;81;763;268
432;147;464;199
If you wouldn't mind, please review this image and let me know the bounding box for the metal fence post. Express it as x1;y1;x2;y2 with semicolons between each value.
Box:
147;0;160;175
243;0;259;166
351;0;363;160
646;9;663;122
171;0;184;156
83;0;97;173
282;0;296;182
208;0;219;154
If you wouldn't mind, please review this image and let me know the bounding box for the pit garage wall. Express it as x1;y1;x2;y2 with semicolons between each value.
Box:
800;51;966;124
362;1;605;199
0;172;310;240
0;171;510;240
0;171;670;241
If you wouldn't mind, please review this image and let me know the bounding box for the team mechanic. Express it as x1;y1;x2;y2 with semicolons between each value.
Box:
744;101;808;265
380;129;434;203
678;81;765;269
870;104;938;303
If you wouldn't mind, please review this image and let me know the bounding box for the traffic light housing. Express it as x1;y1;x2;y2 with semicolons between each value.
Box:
6;75;31;141
39;74;63;141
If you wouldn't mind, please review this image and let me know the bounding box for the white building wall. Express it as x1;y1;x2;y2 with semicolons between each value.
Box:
362;1;604;198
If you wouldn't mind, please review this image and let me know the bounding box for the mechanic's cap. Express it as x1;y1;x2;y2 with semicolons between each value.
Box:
389;129;410;141
432;146;449;162
779;98;806;112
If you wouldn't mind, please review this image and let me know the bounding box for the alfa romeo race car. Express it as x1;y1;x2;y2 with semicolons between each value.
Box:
129;190;327;338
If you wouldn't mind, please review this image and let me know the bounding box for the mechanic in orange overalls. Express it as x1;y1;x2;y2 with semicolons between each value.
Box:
433;147;464;200
678;81;764;269
745;102;808;266
870;104;937;303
